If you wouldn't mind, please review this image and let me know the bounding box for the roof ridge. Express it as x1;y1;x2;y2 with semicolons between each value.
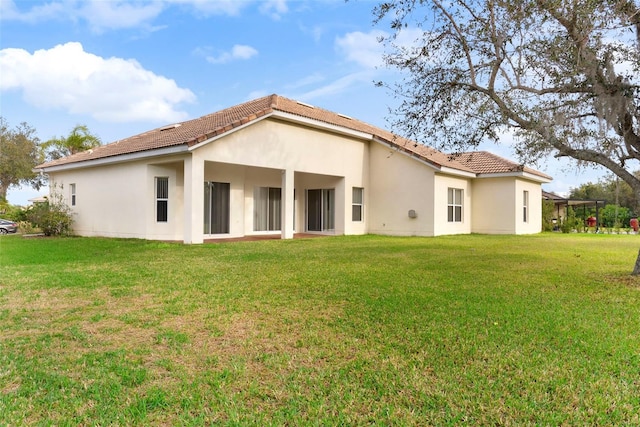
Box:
34;93;547;180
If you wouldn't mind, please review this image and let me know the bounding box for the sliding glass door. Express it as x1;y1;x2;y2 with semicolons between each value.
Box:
306;189;335;232
254;187;282;231
204;182;230;234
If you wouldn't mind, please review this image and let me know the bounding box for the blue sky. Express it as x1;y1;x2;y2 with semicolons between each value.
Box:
1;0;605;205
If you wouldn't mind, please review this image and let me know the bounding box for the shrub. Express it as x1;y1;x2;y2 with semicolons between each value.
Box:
599;204;631;229
27;190;74;236
542;200;555;232
560;207;579;233
17;221;36;235
0;200;29;222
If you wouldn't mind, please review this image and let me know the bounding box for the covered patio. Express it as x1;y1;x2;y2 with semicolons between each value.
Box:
543;191;606;231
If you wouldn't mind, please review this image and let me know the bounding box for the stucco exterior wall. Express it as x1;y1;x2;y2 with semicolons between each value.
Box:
471;177;516;234
44;115;547;242
195;118;367;177
471;177;543;234
368;142;436;236
195;118;368;237
433;173;472;236
515;179;543;234
48;156;187;240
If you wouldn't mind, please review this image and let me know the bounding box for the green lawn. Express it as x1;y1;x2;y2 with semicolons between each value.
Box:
1;233;640;425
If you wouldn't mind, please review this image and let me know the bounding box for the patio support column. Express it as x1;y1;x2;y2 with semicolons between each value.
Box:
281;168;294;239
184;154;204;244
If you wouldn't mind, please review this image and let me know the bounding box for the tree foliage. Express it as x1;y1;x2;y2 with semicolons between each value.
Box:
0;117;45;201
569;172;640;213
27;185;74;236
600;203;632;228
374;0;640;193
541;199;556;231
43;124;101;161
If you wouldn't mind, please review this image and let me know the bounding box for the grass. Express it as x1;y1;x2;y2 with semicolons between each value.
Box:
1;233;640;425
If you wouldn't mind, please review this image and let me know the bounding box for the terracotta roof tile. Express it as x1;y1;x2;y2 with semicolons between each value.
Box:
450;151;552;180
35;94;549;180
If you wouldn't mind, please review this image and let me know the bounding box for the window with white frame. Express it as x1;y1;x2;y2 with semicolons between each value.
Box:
447;188;463;222
352;187;364;221
254;187;281;231
523;190;529;222
70;183;76;206
156;177;168;222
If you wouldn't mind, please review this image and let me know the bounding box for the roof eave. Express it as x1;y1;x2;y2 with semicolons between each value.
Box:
438;166;477;178
34;145;190;173
188;109;375;152
476;171;552;183
371;137;480;176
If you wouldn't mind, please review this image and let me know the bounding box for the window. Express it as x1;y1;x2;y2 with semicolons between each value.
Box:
254;187;282;231
156;177;168;222
352;187;364;221
447;188;463;222
523;190;529;222
70;183;76;206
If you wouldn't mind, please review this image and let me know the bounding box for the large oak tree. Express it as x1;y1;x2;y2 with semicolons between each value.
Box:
373;0;640;272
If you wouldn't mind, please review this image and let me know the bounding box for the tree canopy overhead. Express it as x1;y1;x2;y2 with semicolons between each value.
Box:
374;0;640;192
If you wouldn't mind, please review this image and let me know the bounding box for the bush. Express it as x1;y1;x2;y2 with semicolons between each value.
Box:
599;204;631;229
542;200;555;232
560;207;579;233
27;191;74;236
0;200;29;222
17;221;36;235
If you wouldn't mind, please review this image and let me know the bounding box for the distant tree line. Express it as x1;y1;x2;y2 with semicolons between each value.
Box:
569;173;640;228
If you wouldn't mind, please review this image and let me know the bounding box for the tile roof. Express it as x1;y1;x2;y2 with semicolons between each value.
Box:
35;94;550;181
450;151;552;180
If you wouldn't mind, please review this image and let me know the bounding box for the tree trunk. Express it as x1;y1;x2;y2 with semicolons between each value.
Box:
632;249;640;275
0;183;8;202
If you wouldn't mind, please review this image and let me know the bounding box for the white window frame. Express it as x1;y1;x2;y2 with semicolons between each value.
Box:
523;190;529;223
156;177;169;223
447;188;463;223
70;183;76;206
352;187;364;222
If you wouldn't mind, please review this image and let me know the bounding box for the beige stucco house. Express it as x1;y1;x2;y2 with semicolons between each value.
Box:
35;94;552;243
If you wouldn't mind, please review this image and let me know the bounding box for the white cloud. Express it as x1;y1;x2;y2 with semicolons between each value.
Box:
0;0;254;30
335;30;387;69
259;0;288;20
0;0;66;23
166;0;247;16
298;23;325;43
0;42;195;123
285;73;326;90
205;45;259;64
77;1;166;33
0;0;165;30
294;70;375;101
